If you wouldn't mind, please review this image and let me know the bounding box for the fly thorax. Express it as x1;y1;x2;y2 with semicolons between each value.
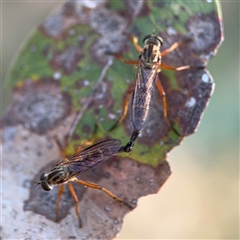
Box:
140;44;161;67
47;165;69;185
140;35;163;68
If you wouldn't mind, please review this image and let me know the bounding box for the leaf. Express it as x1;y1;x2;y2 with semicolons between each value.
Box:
1;1;223;239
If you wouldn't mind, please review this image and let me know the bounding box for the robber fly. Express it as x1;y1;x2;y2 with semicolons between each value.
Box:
37;139;133;228
110;34;198;153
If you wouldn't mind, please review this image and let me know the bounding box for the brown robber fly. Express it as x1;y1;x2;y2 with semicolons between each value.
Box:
37;139;133;228
109;34;202;153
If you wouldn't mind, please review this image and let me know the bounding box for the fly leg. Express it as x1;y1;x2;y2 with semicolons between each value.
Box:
106;33;142;64
161;64;205;71
106;51;138;65
160;35;205;70
156;64;203;137
156;35;205;136
56;181;83;228
155;79;168;120
54;149;83;227
68;182;83;228
56;184;64;224
161;34;193;57
155;78;182;137
123;33;143;53
74;179;134;209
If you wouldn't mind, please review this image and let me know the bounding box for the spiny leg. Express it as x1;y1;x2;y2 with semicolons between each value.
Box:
74;179;134;209
107;52;138;65
56;184;64;223
155;78;181;137
157;63;203;136
161;41;183;57
68;182;82;228
106;33;142;64
155;79;168;120
161;35;193;57
161;64;197;71
124;33;143;53
109;83;135;132
160;37;205;71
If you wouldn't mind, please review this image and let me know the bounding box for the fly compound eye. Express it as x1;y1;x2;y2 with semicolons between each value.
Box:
39;173;52;191
155;36;163;45
143;34;152;43
39;173;45;181
41;181;52;191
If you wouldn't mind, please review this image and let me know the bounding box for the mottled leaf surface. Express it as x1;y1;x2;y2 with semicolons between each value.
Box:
1;0;223;239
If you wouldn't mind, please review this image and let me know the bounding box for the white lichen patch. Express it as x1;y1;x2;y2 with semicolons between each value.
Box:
167;27;177;36
73;1;98;24
90;8;127;37
42;7;64;38
53;71;61;80
201;73;209;83
83;80;90;86
127;0;144;17
185;97;196;108
108;113;116;120
187;13;220;53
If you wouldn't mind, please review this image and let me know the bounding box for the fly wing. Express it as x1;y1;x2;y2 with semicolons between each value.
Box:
131;66;158;131
58;139;122;179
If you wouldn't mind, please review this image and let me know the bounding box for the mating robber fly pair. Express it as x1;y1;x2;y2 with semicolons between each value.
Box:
37;33;199;227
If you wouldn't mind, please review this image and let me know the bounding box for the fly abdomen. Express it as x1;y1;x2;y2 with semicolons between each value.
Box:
131;67;157;131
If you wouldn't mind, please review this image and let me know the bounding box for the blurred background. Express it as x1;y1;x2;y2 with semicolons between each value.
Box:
1;1;239;239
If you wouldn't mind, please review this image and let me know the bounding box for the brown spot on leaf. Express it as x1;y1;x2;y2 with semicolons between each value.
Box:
90;8;127;36
161;69;213;136
50;46;84;75
74;79;85;90
186;12;222;56
82;125;92;135
89;8;128;65
40;8;65;38
160;32;204;68
62;2;75;17
39;3;77;39
1;79;71;134
91;37;125;66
